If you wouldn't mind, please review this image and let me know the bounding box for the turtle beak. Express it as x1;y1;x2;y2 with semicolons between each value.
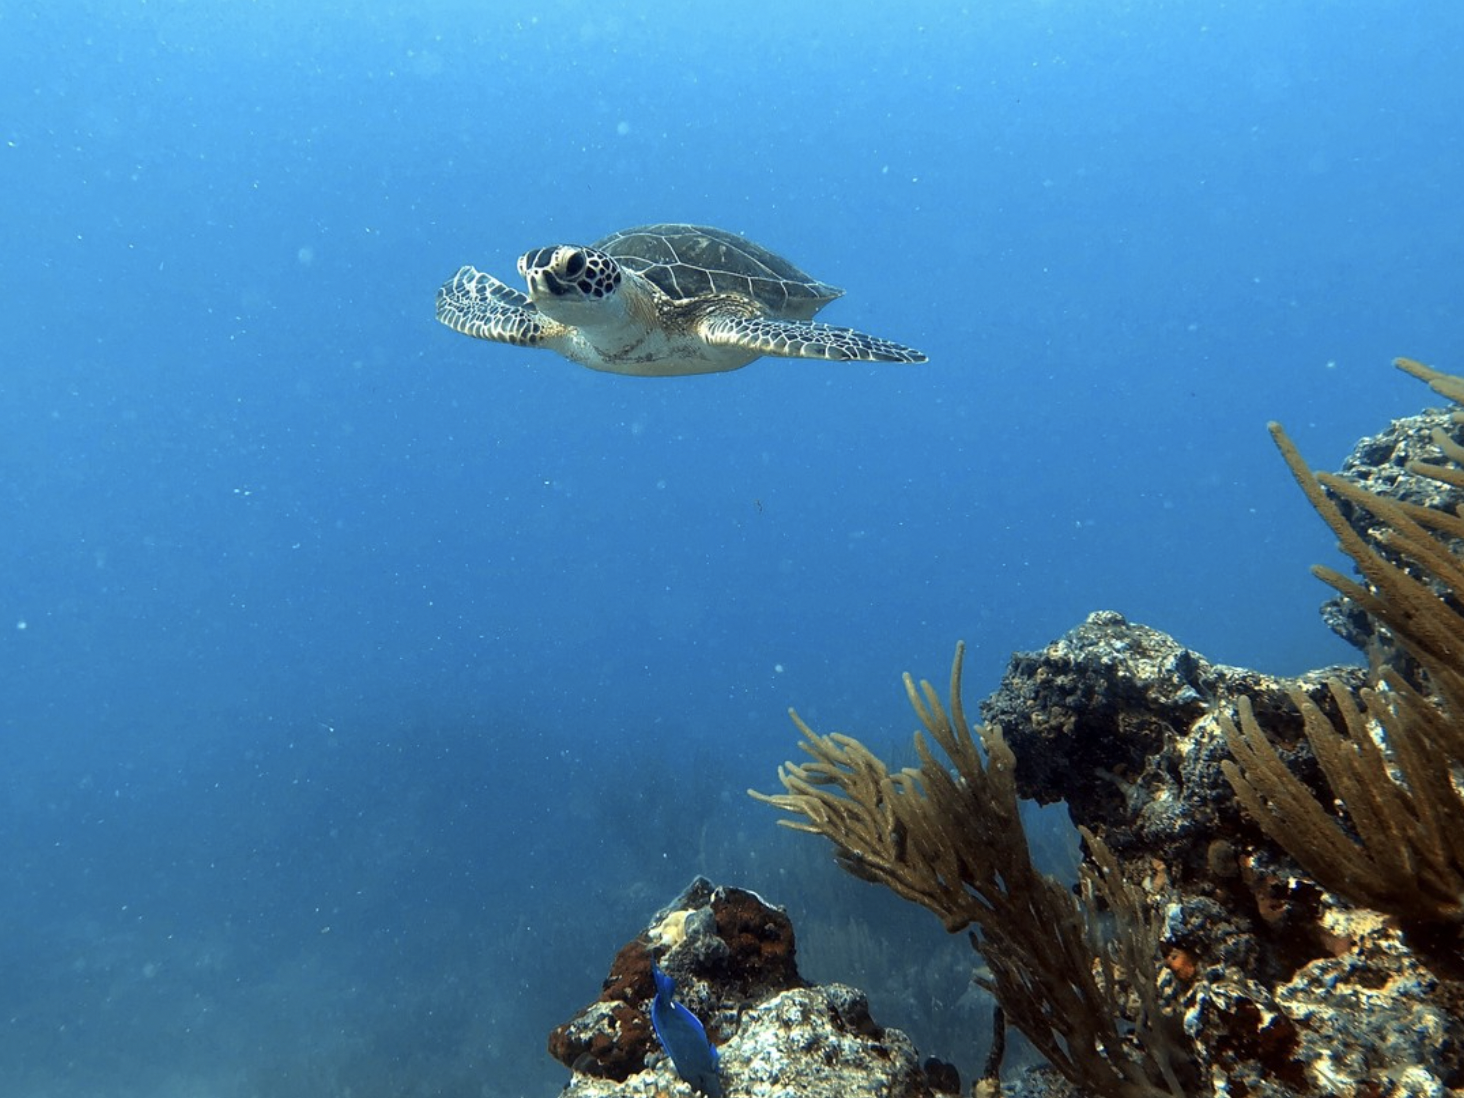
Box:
519;247;579;299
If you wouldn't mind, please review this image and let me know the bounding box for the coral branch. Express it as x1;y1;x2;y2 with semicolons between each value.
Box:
751;644;1193;1098
1221;358;1464;926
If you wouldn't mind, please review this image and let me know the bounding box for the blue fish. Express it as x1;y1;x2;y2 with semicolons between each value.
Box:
649;965;723;1098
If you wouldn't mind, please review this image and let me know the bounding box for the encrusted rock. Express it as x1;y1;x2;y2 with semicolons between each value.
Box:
548;877;805;1081
1273;909;1457;1095
722;984;930;1098
977;606;1463;1095
1314;404;1464;664
981;610;1364;866
553;982;932;1098
547;878;940;1098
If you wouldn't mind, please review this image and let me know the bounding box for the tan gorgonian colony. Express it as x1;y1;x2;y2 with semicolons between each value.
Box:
1221;357;1464;926
751;646;1190;1098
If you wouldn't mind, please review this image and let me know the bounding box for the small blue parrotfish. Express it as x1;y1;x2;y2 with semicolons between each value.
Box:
649;965;723;1098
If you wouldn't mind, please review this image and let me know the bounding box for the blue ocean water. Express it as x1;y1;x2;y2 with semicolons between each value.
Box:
3;2;1461;1095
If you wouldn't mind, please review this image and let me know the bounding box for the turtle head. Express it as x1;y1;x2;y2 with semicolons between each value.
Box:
518;244;624;323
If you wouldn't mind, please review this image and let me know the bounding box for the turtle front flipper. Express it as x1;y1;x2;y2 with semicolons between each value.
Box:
701;315;926;364
436;265;565;347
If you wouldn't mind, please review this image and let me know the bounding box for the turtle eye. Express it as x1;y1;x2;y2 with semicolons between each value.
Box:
564;250;587;278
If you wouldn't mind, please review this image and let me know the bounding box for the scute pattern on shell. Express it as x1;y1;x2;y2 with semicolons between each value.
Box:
593;223;843;321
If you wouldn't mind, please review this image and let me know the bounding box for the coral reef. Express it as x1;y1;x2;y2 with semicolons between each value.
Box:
751;645;1192;1098
979;609;1367;870
547;876;949;1098
549;360;1464;1097
749;359;1464;1097
983;610;1463;1097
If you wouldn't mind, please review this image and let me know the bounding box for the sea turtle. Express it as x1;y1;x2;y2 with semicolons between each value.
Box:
434;223;926;377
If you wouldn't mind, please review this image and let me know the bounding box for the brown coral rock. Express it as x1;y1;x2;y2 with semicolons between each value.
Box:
547;938;656;1081
709;883;803;998
548;879;937;1098
547;877;807;1080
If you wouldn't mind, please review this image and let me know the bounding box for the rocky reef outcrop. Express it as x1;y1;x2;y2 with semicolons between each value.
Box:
547;876;952;1098
548;362;1464;1098
985;609;1462;1098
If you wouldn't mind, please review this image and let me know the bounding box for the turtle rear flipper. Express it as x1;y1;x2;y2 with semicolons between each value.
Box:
701;315;926;364
436;265;564;347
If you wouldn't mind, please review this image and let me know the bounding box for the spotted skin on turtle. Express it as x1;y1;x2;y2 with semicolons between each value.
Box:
435;223;926;377
702;315;924;362
436;266;549;347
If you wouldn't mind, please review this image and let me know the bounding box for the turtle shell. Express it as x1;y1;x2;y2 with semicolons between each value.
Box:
592;223;843;321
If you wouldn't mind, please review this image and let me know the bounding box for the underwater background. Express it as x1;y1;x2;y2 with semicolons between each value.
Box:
3;1;1462;1095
